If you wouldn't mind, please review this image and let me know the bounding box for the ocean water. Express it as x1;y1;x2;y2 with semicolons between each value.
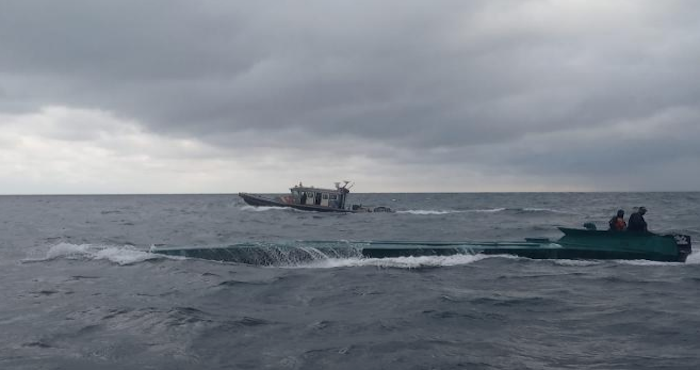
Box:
1;192;700;369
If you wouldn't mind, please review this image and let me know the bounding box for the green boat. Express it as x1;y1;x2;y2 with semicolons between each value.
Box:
361;228;692;262
151;227;692;264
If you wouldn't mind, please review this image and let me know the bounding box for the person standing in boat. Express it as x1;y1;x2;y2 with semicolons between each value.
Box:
608;209;626;231
627;207;648;232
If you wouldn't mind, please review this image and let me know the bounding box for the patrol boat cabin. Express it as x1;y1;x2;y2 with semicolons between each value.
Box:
285;182;349;209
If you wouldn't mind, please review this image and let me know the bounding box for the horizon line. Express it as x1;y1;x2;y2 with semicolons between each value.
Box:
0;190;698;196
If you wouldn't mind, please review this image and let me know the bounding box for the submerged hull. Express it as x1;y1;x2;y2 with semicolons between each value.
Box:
151;228;692;265
364;228;691;262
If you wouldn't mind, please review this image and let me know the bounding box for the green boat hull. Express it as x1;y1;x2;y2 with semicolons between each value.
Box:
362;228;691;262
151;228;692;264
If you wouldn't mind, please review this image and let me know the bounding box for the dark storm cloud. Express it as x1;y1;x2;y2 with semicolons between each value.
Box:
2;0;700;189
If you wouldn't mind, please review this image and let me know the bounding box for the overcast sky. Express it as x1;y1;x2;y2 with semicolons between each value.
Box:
1;1;699;193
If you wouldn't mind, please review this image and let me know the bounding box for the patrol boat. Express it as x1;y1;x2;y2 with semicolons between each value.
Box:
239;181;393;213
151;226;692;264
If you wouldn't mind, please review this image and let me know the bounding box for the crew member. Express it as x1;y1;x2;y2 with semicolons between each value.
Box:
627;207;648;232
608;209;626;231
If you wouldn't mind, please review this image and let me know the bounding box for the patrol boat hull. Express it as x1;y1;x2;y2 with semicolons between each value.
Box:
239;182;394;213
239;192;393;213
239;193;355;213
151;228;692;264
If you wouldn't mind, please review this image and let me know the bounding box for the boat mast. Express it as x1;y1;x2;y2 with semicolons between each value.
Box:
337;180;352;209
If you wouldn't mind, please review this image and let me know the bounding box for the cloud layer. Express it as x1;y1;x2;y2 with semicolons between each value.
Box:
1;1;699;193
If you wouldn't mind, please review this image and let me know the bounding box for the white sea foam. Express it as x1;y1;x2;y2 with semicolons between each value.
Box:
552;259;601;267
240;205;288;212
295;254;519;269
553;254;699;267
613;254;700;266
397;208;534;215
397;208;507;215
521;207;553;212
615;259;684;266
599;250;700;266
397;210;463;215
468;208;508;213
36;242;161;265
516;207;574;214
684;252;700;265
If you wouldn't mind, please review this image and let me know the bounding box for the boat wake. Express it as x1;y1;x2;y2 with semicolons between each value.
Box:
240;206;572;216
616;251;700;266
398;208;508;215
397;209;467;215
513;207;575;214
397;207;571;215
548;251;700;267
469;208;508;213
240;205;289;212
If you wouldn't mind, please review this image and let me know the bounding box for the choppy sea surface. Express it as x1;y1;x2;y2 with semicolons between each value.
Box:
1;192;700;369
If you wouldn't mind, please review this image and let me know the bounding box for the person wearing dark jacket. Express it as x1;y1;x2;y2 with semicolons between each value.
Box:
608;209;626;231
627;207;648;232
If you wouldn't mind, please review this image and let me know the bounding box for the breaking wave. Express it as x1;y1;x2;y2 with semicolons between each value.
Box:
27;243;165;265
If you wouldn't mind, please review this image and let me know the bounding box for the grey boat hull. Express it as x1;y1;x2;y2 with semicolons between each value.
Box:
239;192;354;212
239;192;393;213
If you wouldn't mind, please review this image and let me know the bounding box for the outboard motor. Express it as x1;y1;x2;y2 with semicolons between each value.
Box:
673;234;692;262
